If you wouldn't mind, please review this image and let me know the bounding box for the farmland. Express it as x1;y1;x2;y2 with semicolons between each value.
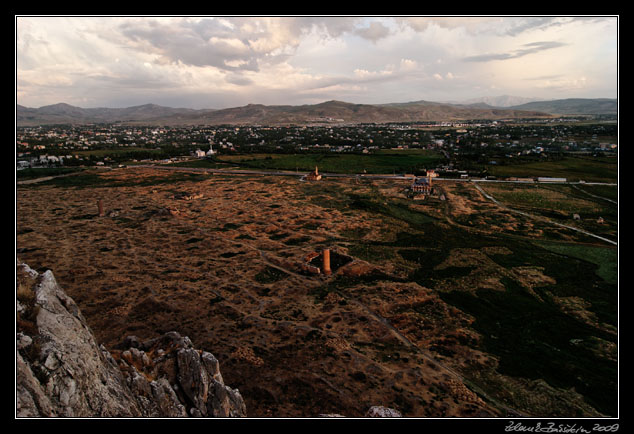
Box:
213;149;446;174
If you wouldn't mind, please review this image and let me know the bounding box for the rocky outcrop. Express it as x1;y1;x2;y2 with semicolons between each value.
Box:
319;406;402;418
16;261;246;418
365;406;402;417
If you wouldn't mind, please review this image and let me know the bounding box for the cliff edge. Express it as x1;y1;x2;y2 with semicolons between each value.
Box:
16;260;247;418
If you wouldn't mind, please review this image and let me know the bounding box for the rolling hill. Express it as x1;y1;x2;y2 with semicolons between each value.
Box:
506;98;617;115
17;98;615;127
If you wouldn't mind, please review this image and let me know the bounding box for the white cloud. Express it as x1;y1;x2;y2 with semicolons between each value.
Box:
16;16;618;108
354;21;391;42
399;58;418;71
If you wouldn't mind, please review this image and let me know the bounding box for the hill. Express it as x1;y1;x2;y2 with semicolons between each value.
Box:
16;99;553;126
16;103;199;126
507;98;617;115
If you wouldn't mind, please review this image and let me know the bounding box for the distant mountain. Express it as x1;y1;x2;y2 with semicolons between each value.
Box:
16;100;555;126
506;98;617;115
16;103;198;126
449;95;544;108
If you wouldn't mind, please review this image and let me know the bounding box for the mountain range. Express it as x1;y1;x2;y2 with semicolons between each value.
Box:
444;95;544;107
15;98;617;127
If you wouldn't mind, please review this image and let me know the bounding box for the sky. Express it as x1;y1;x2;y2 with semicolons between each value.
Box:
15;16;618;109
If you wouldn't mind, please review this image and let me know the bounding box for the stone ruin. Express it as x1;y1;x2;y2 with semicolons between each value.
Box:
299;248;353;276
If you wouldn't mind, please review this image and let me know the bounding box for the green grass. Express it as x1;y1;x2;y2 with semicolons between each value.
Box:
488;187;597;214
575;184;619;201
170;159;237;169
347;194;438;228
215;151;446;174
16;167;84;179
74;147;164;158
27;171;209;189
486;156;617;183
363;220;618;416
439;277;617;416
534;241;617;284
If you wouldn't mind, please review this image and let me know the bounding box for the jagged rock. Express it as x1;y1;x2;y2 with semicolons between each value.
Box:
366;406;402;417
16;260;246;418
150;378;188;417
16;263;144;417
17;332;32;350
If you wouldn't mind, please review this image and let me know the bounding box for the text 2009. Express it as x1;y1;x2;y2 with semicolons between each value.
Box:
593;425;619;432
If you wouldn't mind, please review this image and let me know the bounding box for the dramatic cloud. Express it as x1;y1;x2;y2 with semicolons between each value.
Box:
16;16;618;109
464;41;568;62
354;21;391;42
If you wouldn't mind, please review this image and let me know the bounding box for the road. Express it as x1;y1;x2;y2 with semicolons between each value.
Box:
18;163;616;247
134;164;618;185
472;182;617;246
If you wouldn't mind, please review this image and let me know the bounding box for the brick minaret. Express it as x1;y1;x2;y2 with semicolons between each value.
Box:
322;249;331;275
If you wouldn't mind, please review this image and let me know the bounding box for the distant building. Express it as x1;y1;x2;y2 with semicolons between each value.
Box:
537;177;567;183
411;177;431;194
306;166;322;181
411;170;438;196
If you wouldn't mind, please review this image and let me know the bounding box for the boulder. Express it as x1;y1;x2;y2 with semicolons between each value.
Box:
366;406;403;417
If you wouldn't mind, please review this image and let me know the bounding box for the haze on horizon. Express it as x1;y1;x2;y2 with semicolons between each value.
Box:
16;15;618;110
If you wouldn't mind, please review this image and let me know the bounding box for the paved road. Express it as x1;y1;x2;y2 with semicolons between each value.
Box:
134;164;618;186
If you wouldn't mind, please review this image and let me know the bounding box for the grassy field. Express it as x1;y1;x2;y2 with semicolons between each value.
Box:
301;180;618;416
478;183;618;240
486;156;617;183
21;169;210;189
16;167;84;180
482;184;605;214
575;184;619;201
534;241;618;285
214;150;446;174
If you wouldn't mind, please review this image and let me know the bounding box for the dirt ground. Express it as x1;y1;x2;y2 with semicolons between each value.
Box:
17;167;505;418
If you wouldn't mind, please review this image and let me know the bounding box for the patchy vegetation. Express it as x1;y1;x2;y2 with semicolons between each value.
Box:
16;167;617;417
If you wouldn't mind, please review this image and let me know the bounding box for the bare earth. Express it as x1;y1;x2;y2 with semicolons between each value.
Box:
17;166;614;417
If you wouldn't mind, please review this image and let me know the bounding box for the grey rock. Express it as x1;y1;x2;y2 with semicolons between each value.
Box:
177;348;210;416
366;406;402;417
17;332;32;350
16;261;246;418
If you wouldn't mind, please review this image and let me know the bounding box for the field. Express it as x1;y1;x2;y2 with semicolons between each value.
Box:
486;156;617;183
16;166;617;417
214;149;446;174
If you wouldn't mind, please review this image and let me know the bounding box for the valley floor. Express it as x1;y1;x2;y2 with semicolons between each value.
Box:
16;167;618;417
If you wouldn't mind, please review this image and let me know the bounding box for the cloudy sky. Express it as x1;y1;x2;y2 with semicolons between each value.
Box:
16;16;618;109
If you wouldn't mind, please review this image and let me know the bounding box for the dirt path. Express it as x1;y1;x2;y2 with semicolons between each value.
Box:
473;182;617;246
337;290;526;417
570;184;618;205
